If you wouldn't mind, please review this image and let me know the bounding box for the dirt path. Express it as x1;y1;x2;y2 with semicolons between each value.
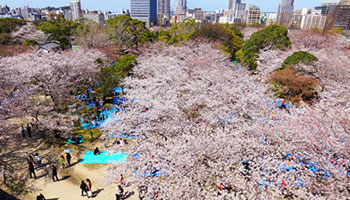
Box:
25;153;139;200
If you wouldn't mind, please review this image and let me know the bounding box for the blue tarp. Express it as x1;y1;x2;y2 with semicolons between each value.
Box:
80;151;128;164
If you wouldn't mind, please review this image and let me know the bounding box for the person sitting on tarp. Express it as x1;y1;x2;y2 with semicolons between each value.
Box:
72;135;83;144
94;147;101;155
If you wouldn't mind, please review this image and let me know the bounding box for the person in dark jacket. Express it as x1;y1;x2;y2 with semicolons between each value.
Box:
66;152;72;167
51;165;59;182
21;126;26;138
26;124;32;137
36;193;46;200
29;162;36;179
80;180;88;196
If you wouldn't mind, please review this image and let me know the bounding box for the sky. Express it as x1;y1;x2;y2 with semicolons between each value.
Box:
0;0;323;13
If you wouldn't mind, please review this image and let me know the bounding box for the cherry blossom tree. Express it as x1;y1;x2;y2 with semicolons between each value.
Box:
101;35;350;199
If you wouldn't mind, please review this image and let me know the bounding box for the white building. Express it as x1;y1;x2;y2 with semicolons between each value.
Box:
301;10;327;30
277;0;294;26
70;0;82;21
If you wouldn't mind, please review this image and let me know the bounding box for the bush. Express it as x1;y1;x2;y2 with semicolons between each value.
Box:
241;25;291;70
269;67;320;104
24;39;38;46
0;18;25;34
281;51;318;69
157;30;171;42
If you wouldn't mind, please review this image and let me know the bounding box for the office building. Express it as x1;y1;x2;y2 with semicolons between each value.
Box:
277;0;294;26
176;0;187;22
322;0;341;6
301;10;327;30
341;0;350;5
227;0;246;23
246;5;261;25
70;0;82;21
158;0;171;17
130;0;157;27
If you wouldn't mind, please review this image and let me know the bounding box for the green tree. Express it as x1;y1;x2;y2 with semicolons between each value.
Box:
106;15;155;50
281;51;318;69
75;21;109;49
168;19;197;45
0;18;25;34
241;25;291;70
36;15;80;48
99;54;137;97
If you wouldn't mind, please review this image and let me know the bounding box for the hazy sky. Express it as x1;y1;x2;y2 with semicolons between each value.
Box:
0;0;322;12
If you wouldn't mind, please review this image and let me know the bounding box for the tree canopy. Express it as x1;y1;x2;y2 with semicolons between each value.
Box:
36;15;81;48
240;25;291;70
106;15;155;49
281;51;318;69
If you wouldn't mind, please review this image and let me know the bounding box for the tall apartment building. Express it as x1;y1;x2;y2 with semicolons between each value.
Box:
301;10;327;30
341;0;350;5
322;0;341;6
83;12;105;24
21;5;30;20
130;0;157;27
227;0;246;23
70;0;82;21
158;0;171;17
176;0;187;22
277;0;294;26
246;5;261;25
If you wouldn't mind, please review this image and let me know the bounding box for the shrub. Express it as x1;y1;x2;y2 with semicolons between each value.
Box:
269;67;320;104
24;39;38;46
157;30;171;42
281;51;318;69
241;25;291;70
0;18;25;34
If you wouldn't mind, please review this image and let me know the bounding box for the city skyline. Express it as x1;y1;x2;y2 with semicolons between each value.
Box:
0;0;322;12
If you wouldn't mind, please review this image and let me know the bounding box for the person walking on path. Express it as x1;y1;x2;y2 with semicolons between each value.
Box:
80;180;88;196
27;154;34;165
28;162;36;179
36;193;46;200
34;153;42;168
86;179;92;198
26;124;32;137
116;185;124;200
21;126;26;138
120;174;124;185
60;155;66;169
66;152;71;167
51;165;59;182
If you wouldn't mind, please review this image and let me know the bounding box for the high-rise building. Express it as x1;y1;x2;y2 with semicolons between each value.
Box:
246;5;261;25
176;0;187;21
158;0;171;17
300;10;327;30
130;0;157;27
226;0;246;23
70;0;82;21
277;0;294;26
322;0;341;6
21;5;30;20
341;0;350;5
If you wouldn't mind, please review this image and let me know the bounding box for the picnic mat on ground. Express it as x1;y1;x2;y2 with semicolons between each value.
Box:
80;151;127;164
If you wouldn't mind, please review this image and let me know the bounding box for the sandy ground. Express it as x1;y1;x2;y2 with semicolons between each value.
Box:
0;130;138;200
25;150;139;200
